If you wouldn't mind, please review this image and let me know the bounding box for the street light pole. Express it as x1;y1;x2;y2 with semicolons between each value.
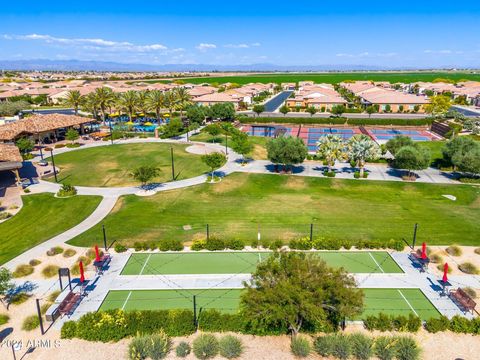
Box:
47;148;58;182
171;146;175;181
225;133;228;155
108;118;114;145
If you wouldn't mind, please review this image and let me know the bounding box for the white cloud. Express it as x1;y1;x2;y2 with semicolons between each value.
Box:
336;52;396;58
424;49;452;54
224;42;261;49
2;33;168;52
195;43;217;51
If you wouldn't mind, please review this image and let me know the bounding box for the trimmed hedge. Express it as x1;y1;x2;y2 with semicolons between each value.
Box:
240;117;433;126
191;237;245;251
364;313;422;332
425;315;480;334
289;237;404;252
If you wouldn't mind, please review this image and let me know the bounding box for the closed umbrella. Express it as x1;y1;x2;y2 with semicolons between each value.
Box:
79;261;85;284
94;245;101;262
421;242;427;259
443;263;449;283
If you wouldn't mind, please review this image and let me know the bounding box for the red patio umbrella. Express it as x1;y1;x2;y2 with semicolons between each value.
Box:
421;242;427;260
442;263;449;283
94;245;101;262
79;261;85;284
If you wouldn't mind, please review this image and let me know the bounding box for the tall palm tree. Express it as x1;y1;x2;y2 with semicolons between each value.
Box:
117;90;139;122
347;134;381;177
164;90;177;114
63;90;83;115
81;92;99;120
146;90;166;122
173;87;192;118
316;134;346;171
94;87;116;124
136;90;150;120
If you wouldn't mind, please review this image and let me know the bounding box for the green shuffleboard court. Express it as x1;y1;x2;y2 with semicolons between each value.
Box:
99;288;440;319
121;251;403;275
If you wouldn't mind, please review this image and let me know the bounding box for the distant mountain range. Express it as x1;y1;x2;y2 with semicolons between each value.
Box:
0;59;426;72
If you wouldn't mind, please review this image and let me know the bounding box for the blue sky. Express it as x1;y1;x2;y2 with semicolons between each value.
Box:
1;1;479;68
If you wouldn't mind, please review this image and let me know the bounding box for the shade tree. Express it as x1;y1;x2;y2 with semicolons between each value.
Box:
266;136;307;172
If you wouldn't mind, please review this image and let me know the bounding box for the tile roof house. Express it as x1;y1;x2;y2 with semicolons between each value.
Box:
285;84;347;110
0;143;22;171
192;92;242;109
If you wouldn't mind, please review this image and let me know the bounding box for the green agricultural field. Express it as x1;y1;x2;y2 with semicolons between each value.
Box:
152;72;480;85
69;173;480;247
121;251;402;275
47;143;210;187
0;193;102;265
99;288;440;319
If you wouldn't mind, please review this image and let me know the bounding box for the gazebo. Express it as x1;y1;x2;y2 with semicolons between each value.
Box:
0;143;23;184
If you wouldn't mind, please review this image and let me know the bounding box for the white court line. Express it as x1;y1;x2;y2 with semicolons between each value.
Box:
139;254;152;275
258;253;262;262
397;289;419;317
368;252;385;273
122;291;132;310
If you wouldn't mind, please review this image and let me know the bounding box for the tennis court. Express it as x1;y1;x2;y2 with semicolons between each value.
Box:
121;251;403;275
99;288;440;319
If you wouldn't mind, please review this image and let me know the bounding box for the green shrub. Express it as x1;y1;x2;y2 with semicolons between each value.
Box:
159;239;183;251
445;245;462;256
134;242;145;251
61;321;77;339
364;313;393;332
406;314;422;332
289;237;313;250
225;238;244;250
48;290;61;303
0;314;9;325
429;253;443;264
12;264;34;278
29;259;41;266
424;316;450;333
128;335;150;360
449;315;474;333
147;331;172;360
332;334;352;360
63;248;77;258
46;246;64;256
22;315;40;331
115;243;128;253
290;335;311;358
205;237;225;251
268;239;283;250
350;333;373;360
323;170;336;177
364;313;420;332
0;211;12;220
474;247;480;255
374;336;397;360
458;262;479;274
175;341;191;358
192;333;219;359
314;335;335;357
354;171;369;179
219;335;243;359
42;265;60;278
197;310;244;333
191;239;206;251
57;183;77;197
9;293;30;305
394;337;421;360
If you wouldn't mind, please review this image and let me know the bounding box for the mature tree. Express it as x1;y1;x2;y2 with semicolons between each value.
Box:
136;90;150;119
425;95;452;117
463;119;480;135
81;92;99;120
210;103;235;120
442;136;480;170
0;101;30;117
15;137;34;155
161;118;184;138
306;106;318;116
330;105;346;117
252;104;265;117
316;134;347;171
146;90;166;122
186;105;206;124
173;87;193;118
130;165;160;187
392;145;430;178
445;109;466;122
204;123;222;138
279;104;289;116
365;106;376;118
63;90;83;115
66;128;79;144
94;87;116;124
240;252;363;335
117;90;139;122
0;267;14;304
231;133;254;163
347;134;381;177
453;146;480;175
164;90;177;114
266;136;308;172
201;152;227;182
385;135;414;156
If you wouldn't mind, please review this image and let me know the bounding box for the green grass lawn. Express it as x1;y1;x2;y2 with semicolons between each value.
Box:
418;141;447;167
69;173;480;247
150;72;480;85
121;251;402;275
190;132;268;160
47;143;210;187
99;288;440;319
0;193;102;265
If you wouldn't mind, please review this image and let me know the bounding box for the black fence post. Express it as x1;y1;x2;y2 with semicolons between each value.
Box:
193;295;197;327
102;224;107;251
310;223;313;241
170;147;175;181
58;269;63;291
206;224;209;240
36;298;45;335
412;223;418;249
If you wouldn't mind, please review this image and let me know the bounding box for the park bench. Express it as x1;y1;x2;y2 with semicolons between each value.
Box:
58;291;81;317
450;288;476;314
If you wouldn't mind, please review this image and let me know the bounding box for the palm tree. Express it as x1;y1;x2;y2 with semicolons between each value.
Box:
316;134;346;171
173;87;192;118
63;90;83;115
146;90;166;122
136;90;150;120
164;90;177;114
94;87;116;124
117;90;139;122
81;92;99;120
347;134;381;177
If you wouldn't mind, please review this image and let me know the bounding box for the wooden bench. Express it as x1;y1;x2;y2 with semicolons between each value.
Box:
450;288;476;314
58;291;81;316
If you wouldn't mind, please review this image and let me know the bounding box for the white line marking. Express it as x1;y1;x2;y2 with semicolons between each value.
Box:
258;253;262;262
369;252;385;273
122;291;132;310
139;254;152;275
398;290;419;317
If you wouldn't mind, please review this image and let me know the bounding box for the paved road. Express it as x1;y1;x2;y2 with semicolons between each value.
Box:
262;91;293;112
